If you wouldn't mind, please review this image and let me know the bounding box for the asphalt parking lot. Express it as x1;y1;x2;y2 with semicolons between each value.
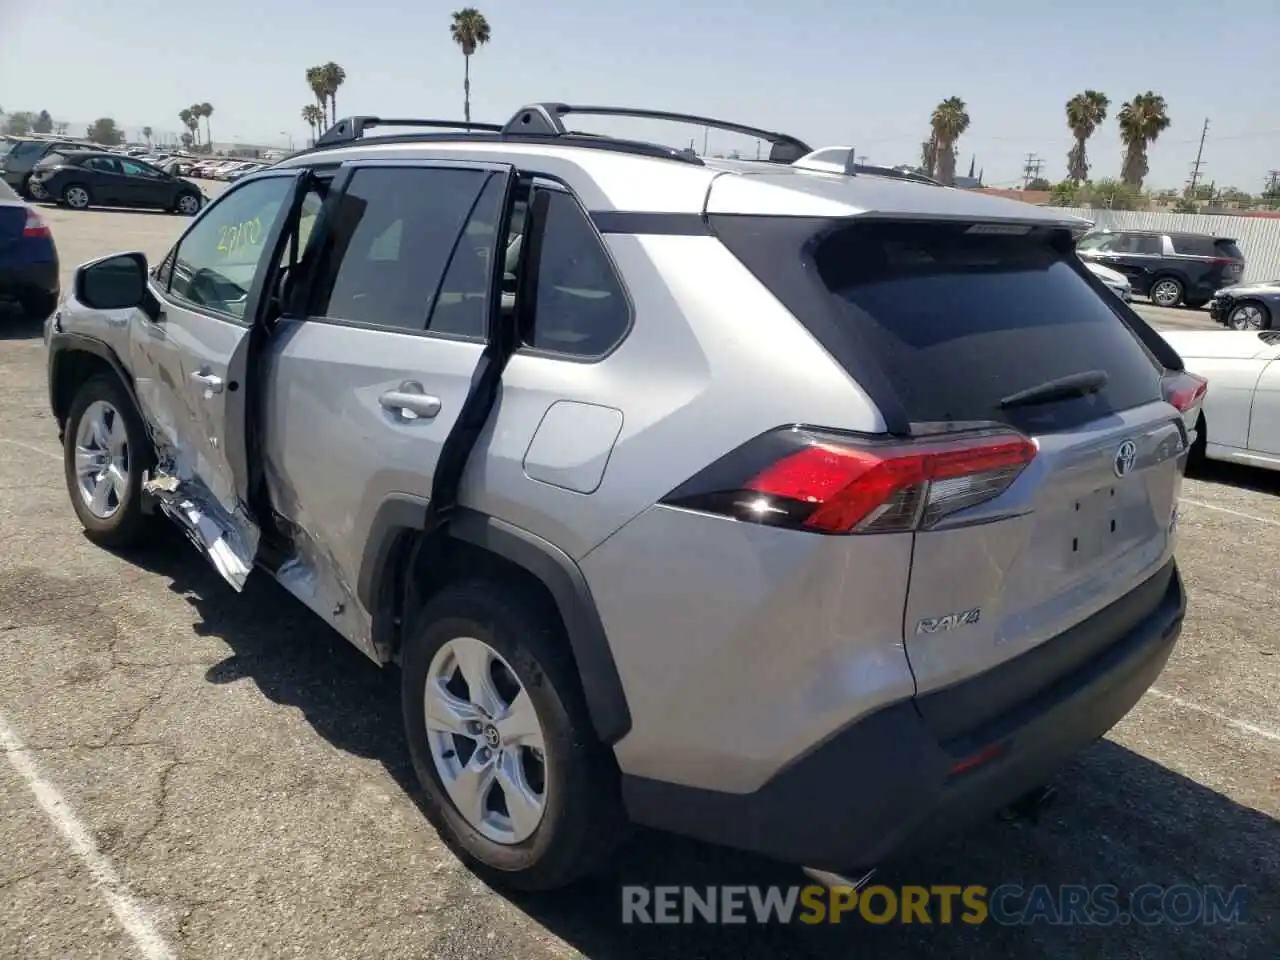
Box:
0;195;1276;960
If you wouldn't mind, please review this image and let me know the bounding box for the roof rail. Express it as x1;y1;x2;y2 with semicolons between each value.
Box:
315;116;503;147
501;103;811;163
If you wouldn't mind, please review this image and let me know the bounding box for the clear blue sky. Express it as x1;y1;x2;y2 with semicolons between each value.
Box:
2;0;1277;191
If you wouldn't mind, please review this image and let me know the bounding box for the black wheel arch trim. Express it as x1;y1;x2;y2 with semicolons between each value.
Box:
356;498;632;744
47;331;143;436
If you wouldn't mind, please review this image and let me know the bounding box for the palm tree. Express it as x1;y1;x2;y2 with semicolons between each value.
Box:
178;108;196;147
198;102;214;150
306;66;328;128
142;126;153;148
320;62;346;125
929;97;970;186
302;104;324;144
1065;90;1109;186
450;8;492;123
1118;92;1171;189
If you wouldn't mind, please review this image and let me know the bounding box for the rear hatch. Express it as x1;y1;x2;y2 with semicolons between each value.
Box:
1171;234;1245;283
710;210;1187;704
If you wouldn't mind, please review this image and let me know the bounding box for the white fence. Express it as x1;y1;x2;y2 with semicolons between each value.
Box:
1054;207;1280;283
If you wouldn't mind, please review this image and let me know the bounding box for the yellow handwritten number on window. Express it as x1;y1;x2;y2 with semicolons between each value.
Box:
216;216;265;257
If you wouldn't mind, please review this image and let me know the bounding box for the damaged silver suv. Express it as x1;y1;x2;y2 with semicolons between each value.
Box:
45;104;1198;893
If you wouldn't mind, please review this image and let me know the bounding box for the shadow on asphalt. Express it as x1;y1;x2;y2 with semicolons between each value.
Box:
113;529;1279;960
1188;458;1280;497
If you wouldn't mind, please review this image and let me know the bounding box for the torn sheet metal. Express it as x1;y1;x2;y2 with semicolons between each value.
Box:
144;469;259;591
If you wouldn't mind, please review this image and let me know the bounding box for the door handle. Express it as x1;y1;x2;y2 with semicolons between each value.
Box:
379;381;441;420
190;370;224;395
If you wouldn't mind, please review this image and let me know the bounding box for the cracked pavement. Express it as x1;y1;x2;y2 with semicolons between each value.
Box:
0;199;1276;959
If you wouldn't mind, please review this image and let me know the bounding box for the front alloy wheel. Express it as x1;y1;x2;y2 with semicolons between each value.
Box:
424;636;548;844
74;400;130;520
176;193;201;215
1228;302;1268;331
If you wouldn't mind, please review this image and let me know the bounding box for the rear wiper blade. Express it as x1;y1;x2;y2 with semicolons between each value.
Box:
999;370;1109;409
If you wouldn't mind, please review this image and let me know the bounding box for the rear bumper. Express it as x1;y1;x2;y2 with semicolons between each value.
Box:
0;259;59;300
622;559;1185;871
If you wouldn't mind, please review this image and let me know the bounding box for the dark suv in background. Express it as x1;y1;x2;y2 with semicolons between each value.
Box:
1076;229;1245;308
0;136;97;198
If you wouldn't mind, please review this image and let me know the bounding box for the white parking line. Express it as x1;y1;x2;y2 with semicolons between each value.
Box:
0;437;60;461
0;712;176;960
1179;498;1280;528
1146;688;1280;745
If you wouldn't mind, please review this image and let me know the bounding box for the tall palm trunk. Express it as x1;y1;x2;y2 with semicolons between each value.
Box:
464;54;471;123
204;118;213;151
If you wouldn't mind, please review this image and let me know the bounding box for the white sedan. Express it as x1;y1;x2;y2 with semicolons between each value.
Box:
1085;261;1132;301
1160;329;1280;472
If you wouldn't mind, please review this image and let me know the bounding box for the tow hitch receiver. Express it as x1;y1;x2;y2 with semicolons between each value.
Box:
997;784;1058;825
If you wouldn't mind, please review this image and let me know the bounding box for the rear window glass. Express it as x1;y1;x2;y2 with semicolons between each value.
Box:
1215;239;1243;261
35;152;71;168
716;218;1166;434
8;141;43;159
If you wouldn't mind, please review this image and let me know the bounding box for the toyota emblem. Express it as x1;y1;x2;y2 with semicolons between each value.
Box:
1113;440;1137;478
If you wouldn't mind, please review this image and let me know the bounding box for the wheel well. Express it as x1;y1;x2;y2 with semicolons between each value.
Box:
378;529;569;666
51;350;119;431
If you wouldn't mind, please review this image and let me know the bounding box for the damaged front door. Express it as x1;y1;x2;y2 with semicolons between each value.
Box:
130;171;308;589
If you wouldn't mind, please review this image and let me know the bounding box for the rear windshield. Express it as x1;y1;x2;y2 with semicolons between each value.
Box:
1172;234;1243;260
7;141;44;160
35;152;72;168
713;217;1169;434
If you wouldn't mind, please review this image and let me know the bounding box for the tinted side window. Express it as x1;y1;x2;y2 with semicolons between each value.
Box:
427;174;506;338
1132;235;1162;255
84;157;120;173
307;166;492;333
521;190;630;357
169;176;294;320
1170;235;1224;258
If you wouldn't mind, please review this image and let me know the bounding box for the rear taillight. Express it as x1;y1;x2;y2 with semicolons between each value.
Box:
662;427;1038;534
23;208;50;238
1163;371;1207;413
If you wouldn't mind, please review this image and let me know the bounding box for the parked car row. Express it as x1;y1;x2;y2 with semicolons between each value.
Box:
187;158;272;181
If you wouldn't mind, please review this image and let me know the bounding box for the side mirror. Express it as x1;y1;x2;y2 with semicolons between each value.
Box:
75;252;149;310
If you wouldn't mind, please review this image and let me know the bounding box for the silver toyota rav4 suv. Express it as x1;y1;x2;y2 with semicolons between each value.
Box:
44;103;1200;892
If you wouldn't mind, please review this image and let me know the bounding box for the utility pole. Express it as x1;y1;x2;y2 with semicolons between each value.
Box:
1187;117;1210;194
1265;170;1280;209
1022;153;1043;188
703;127;709;156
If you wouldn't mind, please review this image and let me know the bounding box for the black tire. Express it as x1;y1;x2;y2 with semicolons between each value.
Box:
1227;300;1272;331
62;183;93;210
401;578;628;892
174;191;202;216
1149;276;1185;308
18;291;58;320
62;374;156;549
1187;413;1207;472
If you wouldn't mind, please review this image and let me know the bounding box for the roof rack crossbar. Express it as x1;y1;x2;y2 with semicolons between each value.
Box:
316;116;504;147
501;103;811;163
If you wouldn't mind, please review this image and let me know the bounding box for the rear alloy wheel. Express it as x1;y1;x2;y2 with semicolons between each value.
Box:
1149;277;1184;308
401;580;627;891
26;178;48;201
1228;302;1271;331
175;192;201;216
62;184;92;210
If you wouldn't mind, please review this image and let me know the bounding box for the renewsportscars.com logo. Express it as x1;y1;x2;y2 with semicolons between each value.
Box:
621;884;1250;926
